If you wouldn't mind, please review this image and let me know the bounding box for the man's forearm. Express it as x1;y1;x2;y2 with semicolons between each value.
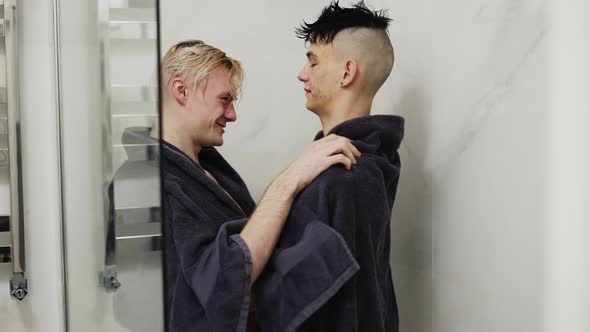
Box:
240;175;297;284
239;134;360;284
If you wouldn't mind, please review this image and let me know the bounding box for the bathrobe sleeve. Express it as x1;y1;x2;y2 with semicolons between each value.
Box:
167;194;252;332
255;170;361;332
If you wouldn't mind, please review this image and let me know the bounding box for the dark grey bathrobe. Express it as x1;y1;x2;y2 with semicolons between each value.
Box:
162;141;256;332
255;115;404;332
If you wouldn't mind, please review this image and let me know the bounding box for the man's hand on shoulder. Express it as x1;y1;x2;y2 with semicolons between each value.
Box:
280;134;361;195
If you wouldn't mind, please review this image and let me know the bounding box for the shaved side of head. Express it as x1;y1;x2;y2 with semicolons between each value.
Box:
332;27;394;96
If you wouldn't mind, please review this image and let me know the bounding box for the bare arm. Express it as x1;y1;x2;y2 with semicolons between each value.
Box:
240;134;361;283
239;177;296;284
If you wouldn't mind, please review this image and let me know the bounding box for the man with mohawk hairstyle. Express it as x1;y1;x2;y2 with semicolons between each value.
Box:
255;2;403;331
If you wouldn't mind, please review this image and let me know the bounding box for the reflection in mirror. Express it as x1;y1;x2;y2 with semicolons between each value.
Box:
59;0;163;331
108;0;163;331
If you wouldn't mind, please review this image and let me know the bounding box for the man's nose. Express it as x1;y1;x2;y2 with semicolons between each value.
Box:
225;103;237;122
297;66;308;82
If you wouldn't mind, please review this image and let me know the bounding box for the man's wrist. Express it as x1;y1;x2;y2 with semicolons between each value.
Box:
266;173;298;202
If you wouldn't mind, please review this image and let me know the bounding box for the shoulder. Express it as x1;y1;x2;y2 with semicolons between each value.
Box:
298;164;359;205
311;156;381;190
300;156;389;202
316;166;357;190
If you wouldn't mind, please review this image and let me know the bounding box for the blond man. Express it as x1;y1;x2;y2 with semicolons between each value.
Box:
159;40;360;332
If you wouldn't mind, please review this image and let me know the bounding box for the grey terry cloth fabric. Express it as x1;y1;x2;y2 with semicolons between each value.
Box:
161;139;256;332
255;115;404;332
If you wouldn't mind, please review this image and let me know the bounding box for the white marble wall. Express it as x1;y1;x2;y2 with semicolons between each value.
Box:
161;1;588;331
387;1;548;331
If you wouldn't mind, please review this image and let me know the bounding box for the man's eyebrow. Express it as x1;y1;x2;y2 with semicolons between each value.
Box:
306;51;317;60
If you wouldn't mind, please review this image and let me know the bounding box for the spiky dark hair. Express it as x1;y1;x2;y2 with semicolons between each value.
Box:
295;1;392;45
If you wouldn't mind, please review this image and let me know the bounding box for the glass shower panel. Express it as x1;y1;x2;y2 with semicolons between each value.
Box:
108;1;163;331
58;0;163;330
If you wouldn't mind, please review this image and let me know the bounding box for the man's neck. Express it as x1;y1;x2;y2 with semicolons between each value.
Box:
162;111;202;164
320;94;372;135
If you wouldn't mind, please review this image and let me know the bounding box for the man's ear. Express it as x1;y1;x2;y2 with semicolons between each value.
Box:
170;78;188;105
340;59;358;88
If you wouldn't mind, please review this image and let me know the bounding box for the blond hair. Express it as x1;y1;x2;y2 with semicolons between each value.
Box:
161;39;244;98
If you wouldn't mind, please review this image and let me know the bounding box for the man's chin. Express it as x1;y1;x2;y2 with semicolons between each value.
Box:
204;137;224;147
305;102;319;115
